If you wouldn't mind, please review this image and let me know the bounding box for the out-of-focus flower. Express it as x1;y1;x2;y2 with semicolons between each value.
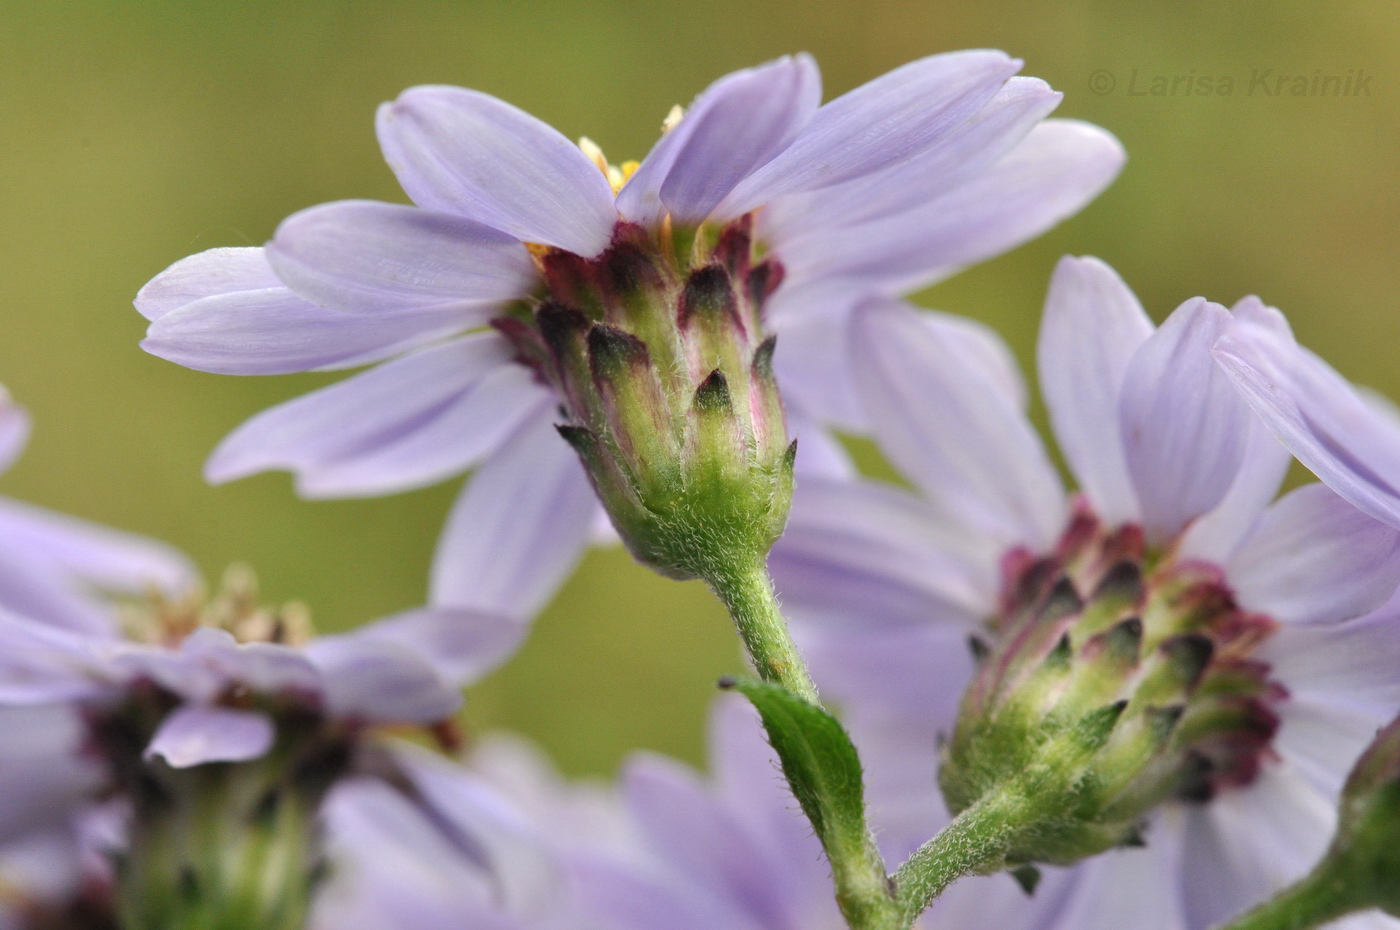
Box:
137;51;1122;613
0;390;524;929
314;695;1064;930
768;257;1400;929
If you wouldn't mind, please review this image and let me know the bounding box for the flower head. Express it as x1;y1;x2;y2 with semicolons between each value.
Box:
769;257;1400;927
0;390;526;927
138;51;1122;611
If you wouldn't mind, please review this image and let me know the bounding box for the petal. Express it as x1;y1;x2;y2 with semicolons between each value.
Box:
850;297;1066;550
1047;813;1189;930
770;473;1000;630
1275;698;1389;799
929;308;1031;411
376;86;617;256
0;495;189;639
303;634;461;724
1227;483;1400;626
291;364;551;499
1178;765;1334;930
775;119;1125;292
316;777;512;929
0;612;103;703
835;706;954;862
765;287;868;432
761;75;1061;237
205;333;542;498
0;497;195;598
785;403;855;479
1037;256;1153;526
134;247;281;321
177;627;323;695
1214;320;1400;532
1263;601;1400;719
771;287;1027;436
568;855;759;930
0;705;100;844
1180;297;1295;562
623;754;799;928
0;390;31;474
0;535;113;635
618;56;820;226
657;56;820;224
144;705;275;768
431;411;596;618
143;288;477;376
717;50;1022;218
926;869;1077;930
706;698;835;914
267;200;536;312
349;605;531;687
1119;298;1249;543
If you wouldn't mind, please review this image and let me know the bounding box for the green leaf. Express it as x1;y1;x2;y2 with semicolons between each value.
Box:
721;676;881;878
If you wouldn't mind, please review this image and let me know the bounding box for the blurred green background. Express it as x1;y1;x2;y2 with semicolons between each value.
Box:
1;0;1397;777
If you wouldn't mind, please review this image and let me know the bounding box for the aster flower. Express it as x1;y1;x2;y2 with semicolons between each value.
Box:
137;50;1123;618
0;565;486;930
768;257;1400;928
0;392;526;928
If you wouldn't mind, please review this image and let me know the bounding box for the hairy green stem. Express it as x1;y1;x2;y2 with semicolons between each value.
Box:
1213;861;1362;930
893;788;1024;922
708;561;904;929
707;560;819;704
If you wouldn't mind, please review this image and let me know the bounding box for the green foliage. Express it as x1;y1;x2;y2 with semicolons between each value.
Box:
723;676;901;929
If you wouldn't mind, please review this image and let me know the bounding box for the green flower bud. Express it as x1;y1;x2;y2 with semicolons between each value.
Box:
497;216;794;581
939;505;1285;868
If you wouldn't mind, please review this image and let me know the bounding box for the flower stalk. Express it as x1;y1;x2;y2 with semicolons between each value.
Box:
707;560;818;704
892;787;1028;920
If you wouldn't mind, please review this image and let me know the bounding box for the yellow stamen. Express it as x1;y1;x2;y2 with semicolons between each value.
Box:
662;104;685;134
578;136;609;176
578;137;638;195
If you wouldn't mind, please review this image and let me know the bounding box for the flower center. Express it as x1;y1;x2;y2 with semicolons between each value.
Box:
118;563;315;648
578;137;640;195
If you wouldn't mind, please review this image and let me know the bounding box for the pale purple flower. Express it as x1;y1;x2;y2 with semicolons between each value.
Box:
0;391;528;921
768;257;1400;929
137;51;1123;621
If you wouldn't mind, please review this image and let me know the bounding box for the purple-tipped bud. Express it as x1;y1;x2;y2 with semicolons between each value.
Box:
492;213;794;581
746;259;786;315
940;507;1289;867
